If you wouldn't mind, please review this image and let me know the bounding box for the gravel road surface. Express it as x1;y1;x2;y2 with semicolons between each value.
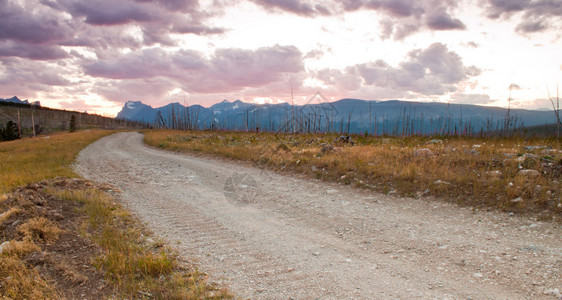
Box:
75;132;561;299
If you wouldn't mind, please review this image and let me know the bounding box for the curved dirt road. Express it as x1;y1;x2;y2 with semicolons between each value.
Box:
75;132;561;299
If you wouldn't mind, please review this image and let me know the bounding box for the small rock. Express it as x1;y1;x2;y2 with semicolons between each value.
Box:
35;206;46;215
511;197;523;203
533;185;542;196
484;170;503;179
24;251;46;265
320;144;336;154
414;148;434;157
518;169;540;178
544;288;562;298
473;272;483;278
443;146;456;153
32;196;46;206
523;145;550;151
434;180;450;185
428;139;443;144
0;241;10;254
52;212;64;221
312;252;320;256
517;153;539;162
464;149;479;155
333;135;354;145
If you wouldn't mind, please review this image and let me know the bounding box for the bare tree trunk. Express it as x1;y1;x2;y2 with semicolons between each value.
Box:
31;111;36;137
17;110;21;137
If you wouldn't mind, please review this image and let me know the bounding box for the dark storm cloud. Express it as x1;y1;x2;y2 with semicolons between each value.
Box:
317;43;480;96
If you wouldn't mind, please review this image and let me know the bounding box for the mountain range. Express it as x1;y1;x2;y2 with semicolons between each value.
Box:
116;98;558;135
0;96;40;106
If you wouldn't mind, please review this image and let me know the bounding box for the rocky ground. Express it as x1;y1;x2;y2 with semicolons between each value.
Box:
0;178;116;299
75;132;561;299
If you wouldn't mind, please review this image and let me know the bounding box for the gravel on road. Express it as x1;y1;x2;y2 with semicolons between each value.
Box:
75;132;562;299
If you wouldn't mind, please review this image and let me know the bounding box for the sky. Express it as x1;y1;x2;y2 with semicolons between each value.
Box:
1;0;561;116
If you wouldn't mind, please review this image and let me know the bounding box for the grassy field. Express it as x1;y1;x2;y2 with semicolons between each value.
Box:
0;131;230;299
145;129;562;220
0;131;114;194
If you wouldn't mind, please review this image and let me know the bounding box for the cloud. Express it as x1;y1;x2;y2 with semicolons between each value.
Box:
84;48;176;79
0;57;72;97
426;11;466;30
316;43;480;97
303;49;324;60
0;0;74;44
337;0;466;39
61;25;145;50
515;19;547;33
92;78;177;103
484;0;562;33
84;45;304;94
250;0;333;16
0;0;225;68
0;41;69;60
58;0;154;25
509;83;522;90
463;41;479;48
247;0;466;37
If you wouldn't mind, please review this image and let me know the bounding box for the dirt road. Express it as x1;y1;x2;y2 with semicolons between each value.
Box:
75;132;561;299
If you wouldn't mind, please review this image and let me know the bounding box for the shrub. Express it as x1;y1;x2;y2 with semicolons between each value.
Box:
0;121;20;141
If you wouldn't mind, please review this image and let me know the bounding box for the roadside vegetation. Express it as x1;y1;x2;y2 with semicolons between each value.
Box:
0;131;230;299
0;131;113;194
145;129;561;220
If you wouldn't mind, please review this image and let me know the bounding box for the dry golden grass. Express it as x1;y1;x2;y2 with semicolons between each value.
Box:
145;129;562;220
0;207;20;225
18;217;62;243
0;257;57;300
52;258;89;285
1;130;230;299
0;130;115;194
49;187;230;299
0;240;40;259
